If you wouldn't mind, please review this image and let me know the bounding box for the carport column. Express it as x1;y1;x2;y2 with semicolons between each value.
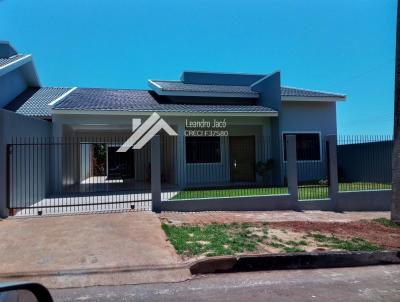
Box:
327;135;339;210
286;135;298;206
151;135;161;213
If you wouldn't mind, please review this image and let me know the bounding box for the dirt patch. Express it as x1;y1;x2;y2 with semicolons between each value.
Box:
267;220;400;250
161;218;400;262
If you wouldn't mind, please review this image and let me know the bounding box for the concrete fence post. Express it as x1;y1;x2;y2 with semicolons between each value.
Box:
327;135;339;210
286;135;298;206
151;135;161;213
0;111;8;218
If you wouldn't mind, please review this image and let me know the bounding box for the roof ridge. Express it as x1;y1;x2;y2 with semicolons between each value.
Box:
74;87;151;92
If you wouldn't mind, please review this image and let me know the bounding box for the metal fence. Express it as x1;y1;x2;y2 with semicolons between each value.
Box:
160;135;288;200
6;134;394;216
294;136;329;200
337;135;393;192
295;135;393;200
7;137;152;216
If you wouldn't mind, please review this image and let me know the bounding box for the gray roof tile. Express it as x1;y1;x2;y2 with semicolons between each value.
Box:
10;85;344;118
150;80;344;98
54;88;276;113
281;86;345;98
0;54;26;68
5;87;72;117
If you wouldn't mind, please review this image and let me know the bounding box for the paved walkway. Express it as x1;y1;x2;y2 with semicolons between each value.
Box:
160;211;390;225
0;212;190;288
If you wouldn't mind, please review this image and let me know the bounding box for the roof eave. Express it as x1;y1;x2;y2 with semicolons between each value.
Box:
0;54;32;77
281;96;346;102
50;108;278;117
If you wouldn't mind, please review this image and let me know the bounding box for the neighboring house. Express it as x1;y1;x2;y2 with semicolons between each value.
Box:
0;41;346;202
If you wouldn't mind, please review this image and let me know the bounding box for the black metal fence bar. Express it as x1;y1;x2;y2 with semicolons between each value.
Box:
6;134;394;215
160;135;288;201
337;135;393;192
7;137;152;216
293;135;329;200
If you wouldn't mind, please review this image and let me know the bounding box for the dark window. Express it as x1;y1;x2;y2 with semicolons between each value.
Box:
186;137;221;163
283;133;321;161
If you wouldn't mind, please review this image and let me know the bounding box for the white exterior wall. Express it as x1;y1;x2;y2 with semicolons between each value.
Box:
0;110;52;216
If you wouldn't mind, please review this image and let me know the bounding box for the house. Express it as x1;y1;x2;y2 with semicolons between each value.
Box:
0;42;346;215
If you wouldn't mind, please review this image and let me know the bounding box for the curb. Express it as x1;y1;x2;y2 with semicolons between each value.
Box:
189;250;400;275
0;264;190;279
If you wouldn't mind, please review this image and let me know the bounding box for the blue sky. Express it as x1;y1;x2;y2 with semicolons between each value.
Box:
0;0;396;135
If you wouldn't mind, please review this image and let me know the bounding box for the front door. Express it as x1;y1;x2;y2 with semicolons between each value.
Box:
229;136;256;182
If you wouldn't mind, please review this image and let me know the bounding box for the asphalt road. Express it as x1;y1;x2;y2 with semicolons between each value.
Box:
52;265;400;302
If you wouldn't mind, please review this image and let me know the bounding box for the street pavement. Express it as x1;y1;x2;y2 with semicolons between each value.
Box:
51;265;400;302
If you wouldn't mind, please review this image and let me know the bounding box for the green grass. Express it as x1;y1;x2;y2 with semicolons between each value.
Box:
162;223;261;257
171;187;289;200
339;182;391;192
162;223;383;258
171;182;391;201
308;233;382;251
267;242;286;249
162;222;310;257
286;240;308;247
372;217;400;228
282;246;306;253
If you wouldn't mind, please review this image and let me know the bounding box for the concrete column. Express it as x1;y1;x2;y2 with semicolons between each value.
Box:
176;124;186;187
327;135;339;209
286;135;298;204
50;122;63;193
151;135;161;213
0;110;8;218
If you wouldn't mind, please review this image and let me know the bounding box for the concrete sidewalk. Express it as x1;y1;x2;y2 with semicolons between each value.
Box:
160;210;390;225
0;212;190;288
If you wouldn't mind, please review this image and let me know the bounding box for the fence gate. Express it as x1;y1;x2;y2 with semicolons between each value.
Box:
7;138;152;216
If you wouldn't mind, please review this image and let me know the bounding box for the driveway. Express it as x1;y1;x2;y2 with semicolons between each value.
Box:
0;212;190;288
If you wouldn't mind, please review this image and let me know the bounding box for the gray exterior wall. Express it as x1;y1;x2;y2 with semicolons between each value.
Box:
0;109;51;217
280;101;337;135
182;71;264;86
279;101;337;182
0;68;28;108
50;102;338;191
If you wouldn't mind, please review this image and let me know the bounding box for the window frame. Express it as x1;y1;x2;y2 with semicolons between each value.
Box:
185;136;223;165
282;131;322;162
